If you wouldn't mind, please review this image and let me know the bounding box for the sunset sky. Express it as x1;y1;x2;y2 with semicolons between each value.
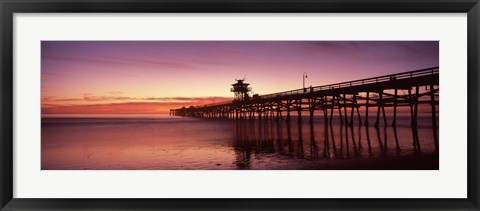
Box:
41;41;439;114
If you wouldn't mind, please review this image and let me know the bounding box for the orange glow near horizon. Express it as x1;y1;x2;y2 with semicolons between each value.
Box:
42;96;233;114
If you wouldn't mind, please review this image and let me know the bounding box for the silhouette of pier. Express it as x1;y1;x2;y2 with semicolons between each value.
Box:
170;66;439;151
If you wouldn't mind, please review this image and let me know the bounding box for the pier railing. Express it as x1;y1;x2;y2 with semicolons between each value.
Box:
260;66;439;99
201;100;233;107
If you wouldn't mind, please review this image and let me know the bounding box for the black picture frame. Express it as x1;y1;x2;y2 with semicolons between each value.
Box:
1;0;479;210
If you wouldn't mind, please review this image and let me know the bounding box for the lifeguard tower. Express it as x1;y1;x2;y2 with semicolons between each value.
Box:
231;79;251;101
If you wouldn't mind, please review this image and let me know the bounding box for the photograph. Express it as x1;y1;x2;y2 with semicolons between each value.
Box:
41;41;439;170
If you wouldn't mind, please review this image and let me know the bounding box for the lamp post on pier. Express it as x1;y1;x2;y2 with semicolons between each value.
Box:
303;72;308;92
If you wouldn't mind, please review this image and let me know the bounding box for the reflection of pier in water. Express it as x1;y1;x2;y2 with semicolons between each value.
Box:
232;118;429;169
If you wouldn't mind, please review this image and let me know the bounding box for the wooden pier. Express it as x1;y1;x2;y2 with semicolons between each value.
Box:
170;66;439;151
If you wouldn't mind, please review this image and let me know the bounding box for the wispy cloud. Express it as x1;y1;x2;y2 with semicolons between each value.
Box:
44;95;230;103
119;57;198;70
44;55;206;71
83;96;135;101
43;55;135;67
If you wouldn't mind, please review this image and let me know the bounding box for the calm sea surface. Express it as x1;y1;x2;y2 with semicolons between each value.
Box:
41;114;438;170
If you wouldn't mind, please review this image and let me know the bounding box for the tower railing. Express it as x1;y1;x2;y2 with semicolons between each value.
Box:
230;87;252;92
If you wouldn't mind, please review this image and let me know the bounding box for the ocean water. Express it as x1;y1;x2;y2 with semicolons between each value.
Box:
41;114;438;170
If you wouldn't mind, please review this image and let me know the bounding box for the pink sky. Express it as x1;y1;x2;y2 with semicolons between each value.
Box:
41;41;439;114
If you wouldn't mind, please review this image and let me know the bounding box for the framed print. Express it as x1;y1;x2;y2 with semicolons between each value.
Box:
1;0;479;210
